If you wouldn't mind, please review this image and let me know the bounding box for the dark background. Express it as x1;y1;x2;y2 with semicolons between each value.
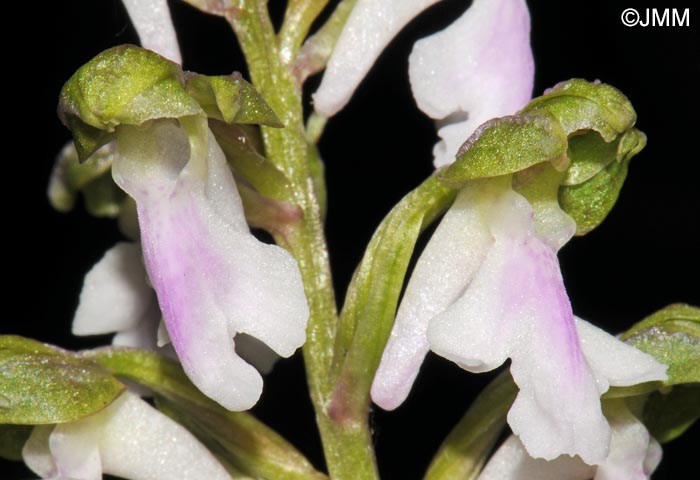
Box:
3;0;698;478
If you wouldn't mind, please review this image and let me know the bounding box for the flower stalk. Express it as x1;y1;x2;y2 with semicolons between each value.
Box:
225;3;378;479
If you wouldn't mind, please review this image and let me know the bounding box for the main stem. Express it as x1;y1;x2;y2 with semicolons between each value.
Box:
226;3;378;479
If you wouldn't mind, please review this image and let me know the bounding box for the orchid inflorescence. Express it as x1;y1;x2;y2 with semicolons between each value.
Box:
1;1;697;479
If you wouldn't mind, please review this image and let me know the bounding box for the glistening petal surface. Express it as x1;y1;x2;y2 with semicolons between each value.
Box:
112;120;309;410
409;0;534;167
121;0;182;64
427;182;607;463
313;0;444;117
24;393;231;479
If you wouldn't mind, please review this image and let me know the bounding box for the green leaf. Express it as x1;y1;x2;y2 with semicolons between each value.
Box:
58;45;203;159
0;424;32;460
523;78;636;141
424;372;517;480
85;348;327;480
186;73;283;127
642;384;700;443
437;114;568;188
331;176;456;416
0;336;125;425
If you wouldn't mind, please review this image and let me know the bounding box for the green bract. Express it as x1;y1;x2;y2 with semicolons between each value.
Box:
438;79;646;235
0;336;125;425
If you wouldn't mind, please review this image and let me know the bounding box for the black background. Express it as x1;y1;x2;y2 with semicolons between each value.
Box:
3;0;698;478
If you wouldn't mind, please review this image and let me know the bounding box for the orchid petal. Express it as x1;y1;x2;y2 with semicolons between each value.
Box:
478;402;662;480
595;400;662;480
234;333;281;375
426;182;607;463
112;120;309;410
24;393;231;480
23;426;59;478
576;318;668;391
121;0;182;64
313;0;445;117
371;181;496;410
72;242;153;337
409;0;534;167
477;435;593;480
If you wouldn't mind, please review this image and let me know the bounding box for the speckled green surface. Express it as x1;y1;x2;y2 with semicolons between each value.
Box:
0;336;124;425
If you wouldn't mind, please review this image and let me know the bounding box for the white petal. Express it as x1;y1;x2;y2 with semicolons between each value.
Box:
72;242;153;337
409;0;534;167
595;401;662;480
477;436;594;480
121;0;182;64
576;318;668;392
428;184;610;464
23;426;59;478
28;392;231;480
234;333;280;375
371;182;496;410
113;120;309;410
313;0;444;117
479;403;663;480
111;298;161;350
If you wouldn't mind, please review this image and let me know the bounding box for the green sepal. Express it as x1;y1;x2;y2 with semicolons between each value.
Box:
438;114;568;188
59;45;203;160
0;424;32;460
622;304;700;386
330;176;456;416
0;336;125;425
642;384;700;443
424;372;517;480
558;145;633;235
522;79;636;142
622;304;700;340
209;120;292;200
185;73;283;127
85;348;327;480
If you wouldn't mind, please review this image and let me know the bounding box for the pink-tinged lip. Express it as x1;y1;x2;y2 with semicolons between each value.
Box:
112;120;309;411
374;178;667;463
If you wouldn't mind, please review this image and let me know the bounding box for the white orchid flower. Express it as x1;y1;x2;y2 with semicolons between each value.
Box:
22;392;232;480
371;176;667;463
69;3;309;410
314;0;665;464
313;0;534;167
478;400;663;479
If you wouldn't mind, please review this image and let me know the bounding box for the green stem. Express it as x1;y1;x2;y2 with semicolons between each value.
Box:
279;0;331;65
226;3;377;479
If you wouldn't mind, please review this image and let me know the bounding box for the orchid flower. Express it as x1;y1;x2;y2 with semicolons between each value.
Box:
371;174;667;463
22;392;232;480
313;0;533;167
315;0;665;464
478;400;662;480
103;117;307;412
59;0;310;411
72;241;282;374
